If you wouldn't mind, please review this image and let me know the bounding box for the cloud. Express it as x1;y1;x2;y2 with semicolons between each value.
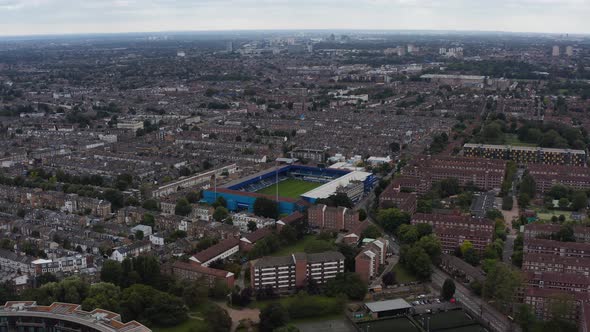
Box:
0;0;588;35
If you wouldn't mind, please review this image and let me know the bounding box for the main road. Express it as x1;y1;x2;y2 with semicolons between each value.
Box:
385;234;515;332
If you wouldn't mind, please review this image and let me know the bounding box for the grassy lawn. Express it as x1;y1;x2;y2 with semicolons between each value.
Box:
271;235;334;257
152;303;210;332
251;295;342;311
256;179;322;199
504;134;537;147
535;209;572;221
392;263;417;283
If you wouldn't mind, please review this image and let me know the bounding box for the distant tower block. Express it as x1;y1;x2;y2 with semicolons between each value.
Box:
226;41;234;53
552;45;560;57
566;46;574;57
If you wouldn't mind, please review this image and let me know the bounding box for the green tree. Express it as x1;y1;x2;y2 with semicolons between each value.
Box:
520;174;536;198
416;223;433;238
358;208;367;221
463;247;480;266
518;193;531;209
247;220;258;232
174;198;192;216
82;282;121;313
142;199;159;211
120;284;187;327
441;278;456;300
259;303;289;332
253;197;279;219
142;213;155;228
361;224;382;240
572;191;588;211
205;304;233;332
398;224;419;244
558;197;570;209
514;304;536;332
416;235;442;263
377;208;411;233
103;189;123;210
100;260;122;286
483;262;523;312
279;225;297;245
213;206;229;222
186;191;201;204
324;272;367;300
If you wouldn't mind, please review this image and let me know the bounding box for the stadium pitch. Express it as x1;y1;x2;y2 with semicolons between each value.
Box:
255;179;322;199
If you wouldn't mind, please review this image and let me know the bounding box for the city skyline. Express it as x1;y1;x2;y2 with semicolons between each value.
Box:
0;0;588;36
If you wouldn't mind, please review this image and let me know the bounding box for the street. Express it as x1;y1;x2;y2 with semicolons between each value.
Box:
431;268;512;332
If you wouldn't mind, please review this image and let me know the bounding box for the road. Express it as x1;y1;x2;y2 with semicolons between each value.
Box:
503;234;516;264
386;234;514;332
430;268;513;332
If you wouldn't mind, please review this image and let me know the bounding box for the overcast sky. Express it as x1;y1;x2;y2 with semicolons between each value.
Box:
0;0;588;36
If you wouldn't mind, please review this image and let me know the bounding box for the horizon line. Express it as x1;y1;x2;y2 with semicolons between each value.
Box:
0;27;587;40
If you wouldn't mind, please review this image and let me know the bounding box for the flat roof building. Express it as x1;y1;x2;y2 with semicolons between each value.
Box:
365;299;412;318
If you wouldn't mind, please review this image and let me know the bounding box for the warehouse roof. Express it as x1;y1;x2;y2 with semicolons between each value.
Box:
365;299;411;313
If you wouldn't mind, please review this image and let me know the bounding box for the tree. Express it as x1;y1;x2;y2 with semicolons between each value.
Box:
205;304;232;332
259;303;289;332
361;225;382;240
518;193;531;209
316;193;353;208
253;197;279;219
142;213;155;228
463;247;480;266
337;243;360;272
213;206;229;222
558;197;570;210
186;191;201;204
279;225;297;245
325;272;367;300
555;225;575;242
416;223;433;238
212;196;227;208
142;199;159;211
400;245;432;279
358;208;367;221
377;208;411;233
483;262;523;311
416;235;442;263
572;191;588;210
103;189;124;210
441;278;456;300
438;178;460;197
398;224;419;244
514;304;537;332
135;230;144;241
120;284;187;327
247;220;258;232
175;198;192;216
520;174;536;198
459;241;474;256
382;271;396;286
100;260;122;286
82;282;121;313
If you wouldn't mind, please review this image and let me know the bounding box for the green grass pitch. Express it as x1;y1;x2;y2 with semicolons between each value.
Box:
255;179;322;199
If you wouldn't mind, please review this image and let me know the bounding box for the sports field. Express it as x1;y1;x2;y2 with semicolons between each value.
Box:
255;179;322;199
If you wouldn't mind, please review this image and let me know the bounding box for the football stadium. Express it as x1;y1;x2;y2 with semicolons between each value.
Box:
202;165;376;215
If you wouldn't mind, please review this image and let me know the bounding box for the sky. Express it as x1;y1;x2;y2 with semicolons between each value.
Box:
0;0;588;36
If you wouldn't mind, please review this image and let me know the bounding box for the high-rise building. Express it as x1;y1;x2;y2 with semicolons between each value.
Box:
566;46;574;57
552;45;560;57
226;41;234;53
